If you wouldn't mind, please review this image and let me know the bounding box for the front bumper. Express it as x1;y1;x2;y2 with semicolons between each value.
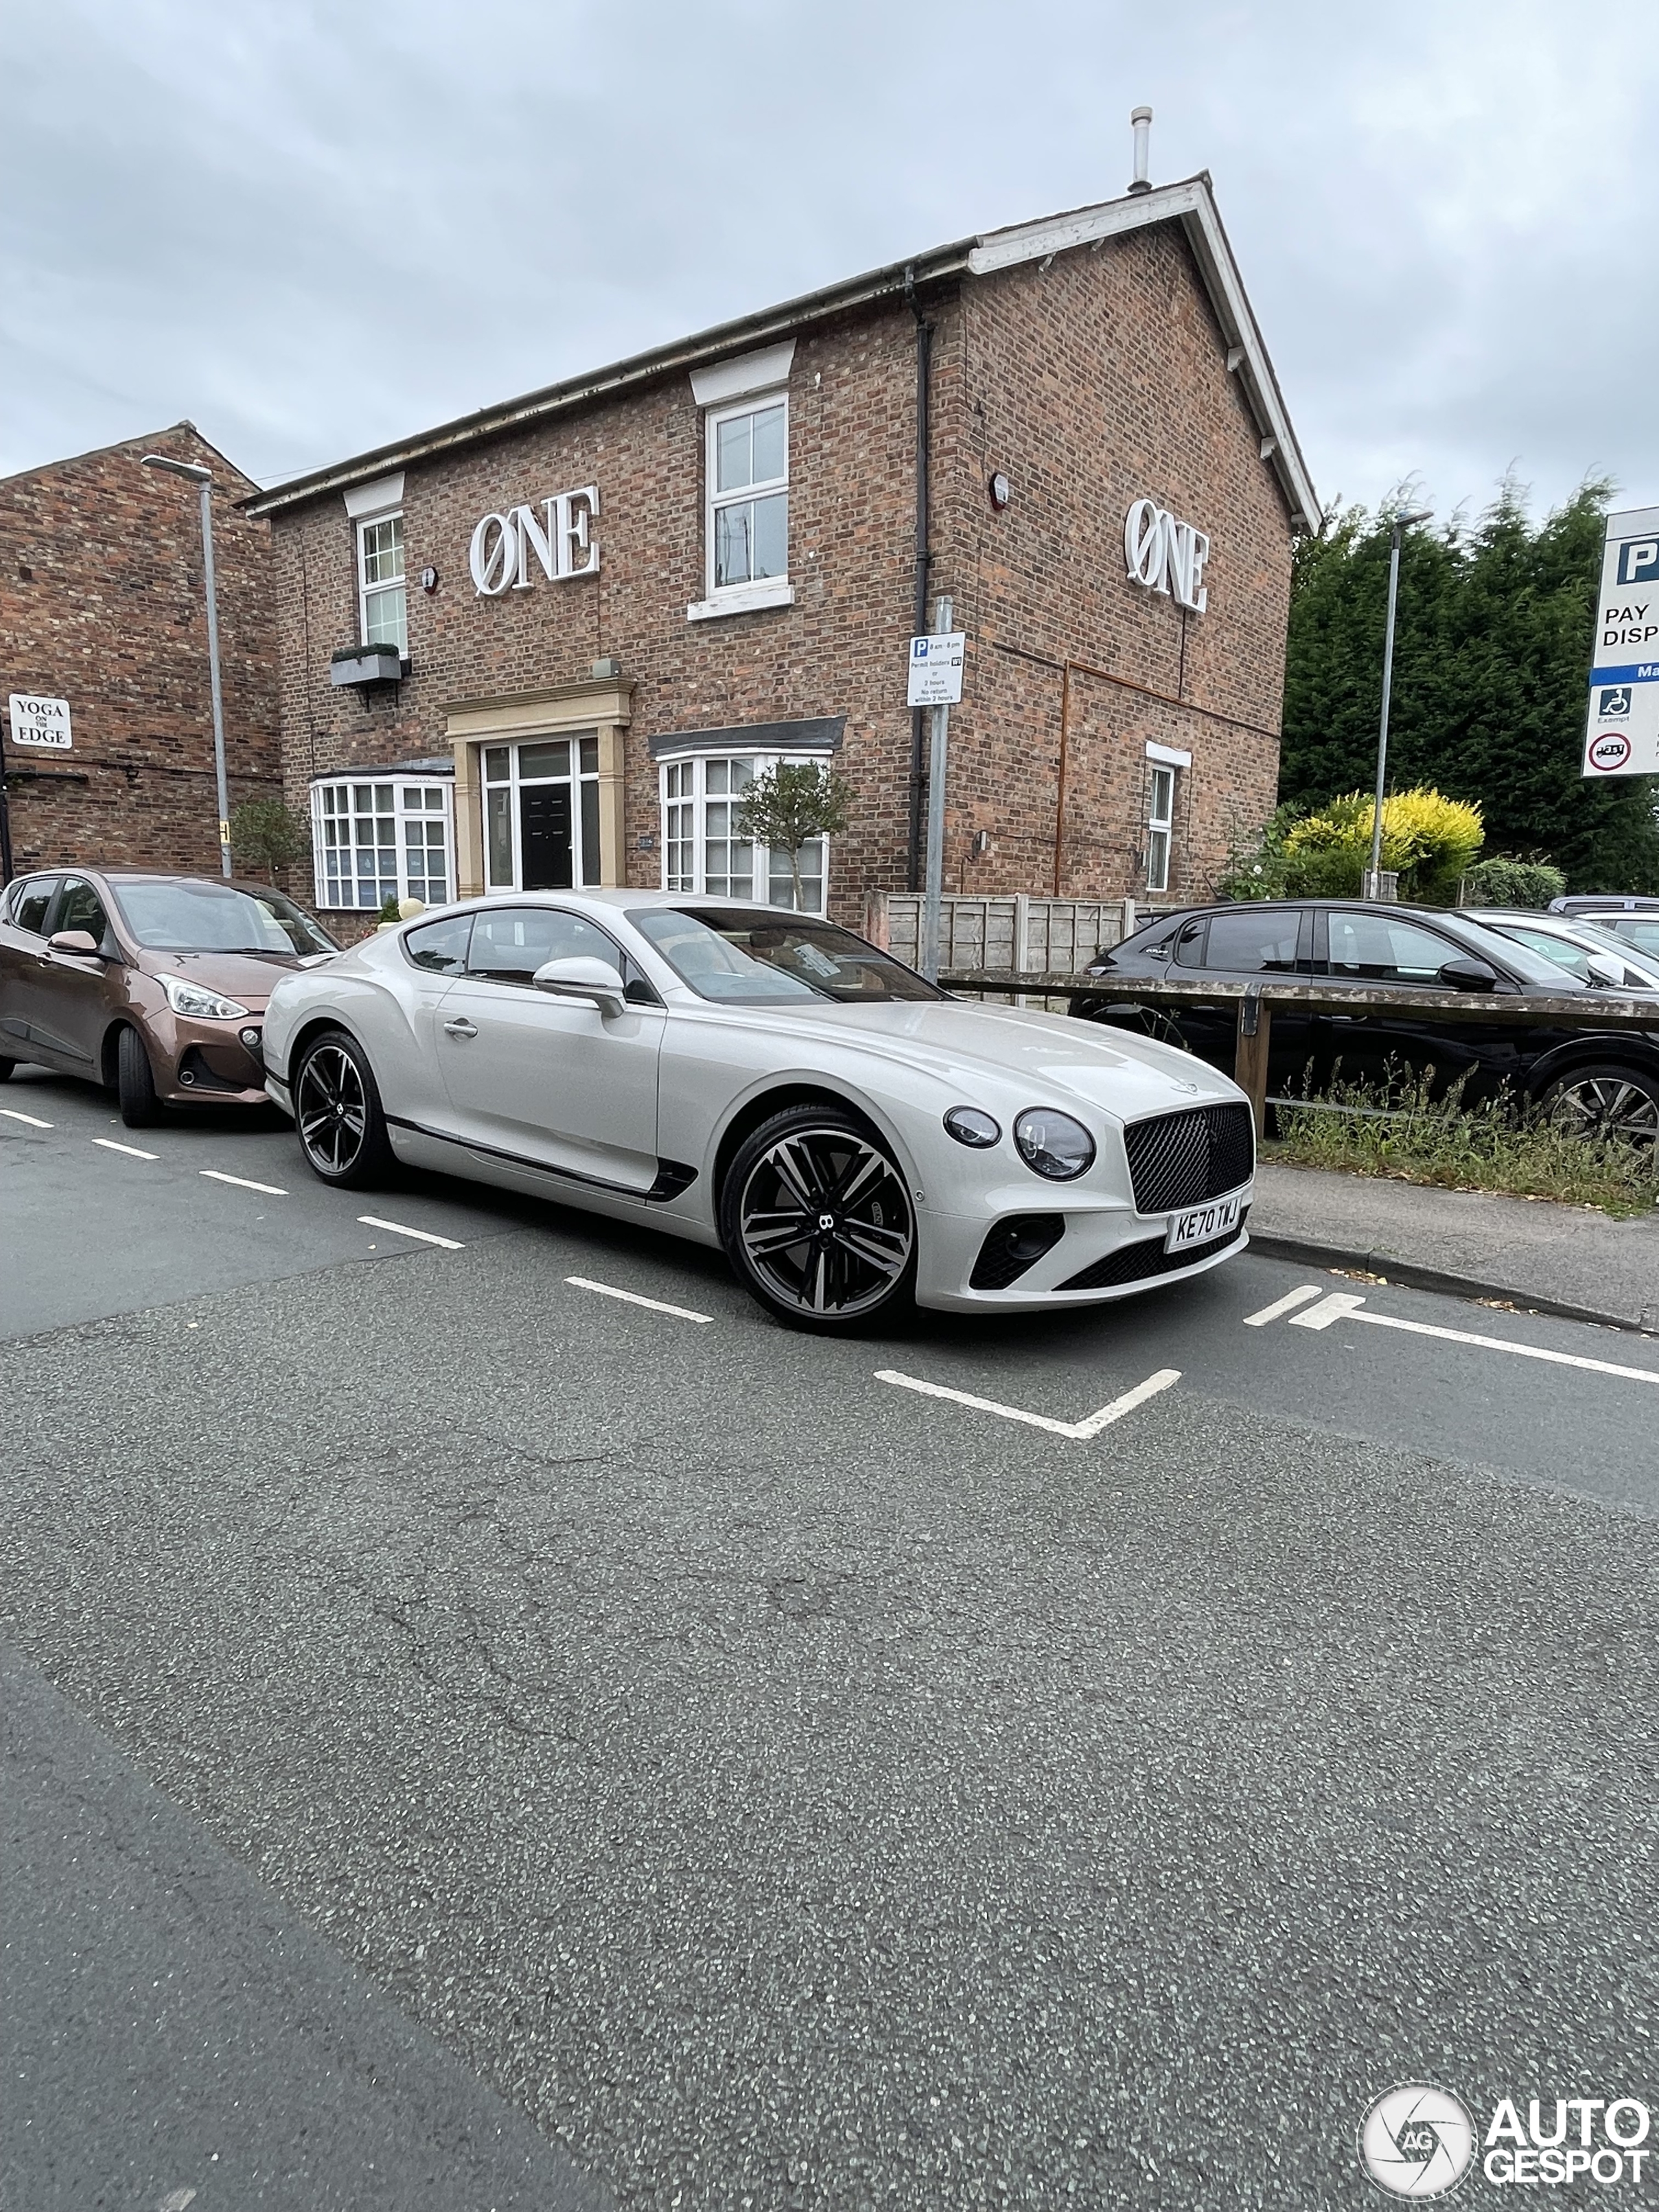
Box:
914;1182;1255;1311
148;1011;268;1107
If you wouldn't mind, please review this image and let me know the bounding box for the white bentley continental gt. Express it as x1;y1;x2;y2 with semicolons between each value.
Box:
261;891;1255;1331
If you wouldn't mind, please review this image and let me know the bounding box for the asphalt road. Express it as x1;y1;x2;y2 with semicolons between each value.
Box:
2;1062;1655;2211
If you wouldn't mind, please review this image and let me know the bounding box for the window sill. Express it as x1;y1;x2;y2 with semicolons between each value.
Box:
686;579;795;623
330;646;410;686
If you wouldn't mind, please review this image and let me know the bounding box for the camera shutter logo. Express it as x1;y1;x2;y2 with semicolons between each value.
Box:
1359;2084;1476;2197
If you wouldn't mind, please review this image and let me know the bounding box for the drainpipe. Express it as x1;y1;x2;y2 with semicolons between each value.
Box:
905;262;932;892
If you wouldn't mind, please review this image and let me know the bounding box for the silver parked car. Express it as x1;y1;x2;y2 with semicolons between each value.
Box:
260;890;1256;1331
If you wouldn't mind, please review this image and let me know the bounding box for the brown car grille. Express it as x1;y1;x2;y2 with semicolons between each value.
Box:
1122;1102;1255;1217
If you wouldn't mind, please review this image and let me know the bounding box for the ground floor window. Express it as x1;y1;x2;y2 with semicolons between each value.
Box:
312;777;452;910
483;734;603;892
1145;763;1177;894
659;753;827;913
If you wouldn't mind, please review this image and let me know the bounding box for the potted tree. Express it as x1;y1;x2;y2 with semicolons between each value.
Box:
734;762;852;913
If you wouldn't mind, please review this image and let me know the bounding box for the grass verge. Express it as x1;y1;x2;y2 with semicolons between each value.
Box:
1265;1071;1659;1218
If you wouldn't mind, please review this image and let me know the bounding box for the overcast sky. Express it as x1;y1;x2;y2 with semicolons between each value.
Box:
5;0;1654;527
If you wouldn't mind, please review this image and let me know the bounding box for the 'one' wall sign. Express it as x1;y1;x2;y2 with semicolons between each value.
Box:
470;487;600;596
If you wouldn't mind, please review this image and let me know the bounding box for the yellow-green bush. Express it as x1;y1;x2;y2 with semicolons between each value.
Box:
1284;788;1483;902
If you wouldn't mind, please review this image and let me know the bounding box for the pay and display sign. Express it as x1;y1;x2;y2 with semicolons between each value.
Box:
1583;505;1659;776
907;631;966;708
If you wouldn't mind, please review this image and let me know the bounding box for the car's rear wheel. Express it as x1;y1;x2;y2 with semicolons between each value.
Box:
117;1025;161;1127
720;1104;916;1333
1542;1063;1659;1147
293;1029;393;1187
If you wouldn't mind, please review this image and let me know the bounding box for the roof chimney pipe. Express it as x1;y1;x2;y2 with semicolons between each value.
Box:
1129;105;1153;194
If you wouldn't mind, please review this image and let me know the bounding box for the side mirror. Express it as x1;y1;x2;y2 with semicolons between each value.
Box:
1437;955;1500;994
531;953;625;1018
47;929;101;957
1586;952;1625;988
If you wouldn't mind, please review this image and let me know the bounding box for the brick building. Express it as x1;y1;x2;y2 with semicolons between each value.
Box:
248;172;1319;935
1;423;281;881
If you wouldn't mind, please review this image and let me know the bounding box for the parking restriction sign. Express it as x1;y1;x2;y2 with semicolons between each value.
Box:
1582;505;1659;776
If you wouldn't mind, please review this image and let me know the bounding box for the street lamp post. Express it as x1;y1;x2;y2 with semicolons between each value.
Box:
141;454;231;878
1365;506;1432;900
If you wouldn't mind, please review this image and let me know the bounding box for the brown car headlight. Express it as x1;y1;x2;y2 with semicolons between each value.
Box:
1014;1108;1095;1181
156;972;250;1020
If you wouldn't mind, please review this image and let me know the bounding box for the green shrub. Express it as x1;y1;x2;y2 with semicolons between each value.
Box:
1460;857;1568;909
1270;1064;1659;1217
1284;787;1484;903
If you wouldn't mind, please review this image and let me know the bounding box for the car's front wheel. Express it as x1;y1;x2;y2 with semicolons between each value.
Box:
720;1104;916;1333
293;1028;393;1187
117;1025;161;1127
1542;1063;1659;1147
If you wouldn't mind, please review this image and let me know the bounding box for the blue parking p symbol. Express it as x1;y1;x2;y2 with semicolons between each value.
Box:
1617;539;1659;586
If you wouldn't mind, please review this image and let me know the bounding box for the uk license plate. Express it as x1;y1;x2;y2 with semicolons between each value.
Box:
1164;1191;1243;1254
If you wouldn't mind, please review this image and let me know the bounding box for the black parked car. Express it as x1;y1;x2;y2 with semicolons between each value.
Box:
1073;899;1659;1142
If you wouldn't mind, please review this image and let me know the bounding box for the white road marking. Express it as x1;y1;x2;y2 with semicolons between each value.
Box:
1290;1290;1659;1386
1242;1283;1326;1327
199;1169;288;1196
0;1107;52;1128
875;1366;1181;1439
566;1274;713;1323
93;1137;160;1160
358;1214;464;1250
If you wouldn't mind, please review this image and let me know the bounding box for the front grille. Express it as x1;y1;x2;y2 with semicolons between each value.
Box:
969;1213;1067;1290
1122;1102;1254;1216
1056;1210;1249;1292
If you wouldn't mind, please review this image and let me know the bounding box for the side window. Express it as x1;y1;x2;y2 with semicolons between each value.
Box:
1328;913;1457;983
8;877;60;935
1203;909;1302;974
403;914;473;975
1171;918;1208;968
52;878;111;946
465;907;622;986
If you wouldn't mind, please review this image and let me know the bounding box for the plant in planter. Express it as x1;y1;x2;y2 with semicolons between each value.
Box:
733;762;853;912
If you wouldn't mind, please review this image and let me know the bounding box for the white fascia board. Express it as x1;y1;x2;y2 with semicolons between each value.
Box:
343;472;404;520
968;180;1321;533
1146;741;1193;768
690;341;796;408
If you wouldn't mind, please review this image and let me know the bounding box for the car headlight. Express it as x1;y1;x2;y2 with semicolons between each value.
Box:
1014;1107;1096;1181
944;1104;1001;1148
157;972;250;1020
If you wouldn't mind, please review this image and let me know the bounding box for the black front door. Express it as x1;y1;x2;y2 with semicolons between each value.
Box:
519;785;574;891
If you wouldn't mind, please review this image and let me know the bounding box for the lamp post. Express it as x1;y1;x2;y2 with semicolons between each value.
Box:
1365;506;1432;899
141;453;231;878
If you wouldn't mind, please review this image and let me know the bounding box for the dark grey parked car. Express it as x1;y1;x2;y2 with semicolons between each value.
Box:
1073;899;1659;1143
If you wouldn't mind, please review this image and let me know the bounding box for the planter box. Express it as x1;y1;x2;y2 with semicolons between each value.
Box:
330;644;404;687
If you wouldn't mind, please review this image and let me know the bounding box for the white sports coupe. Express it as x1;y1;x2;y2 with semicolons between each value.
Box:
261;891;1255;1331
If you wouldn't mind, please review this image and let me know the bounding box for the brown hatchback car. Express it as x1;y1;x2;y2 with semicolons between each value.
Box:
0;869;338;1126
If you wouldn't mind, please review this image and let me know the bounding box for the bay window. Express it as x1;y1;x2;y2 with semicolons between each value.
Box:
312;776;452;911
660;754;826;913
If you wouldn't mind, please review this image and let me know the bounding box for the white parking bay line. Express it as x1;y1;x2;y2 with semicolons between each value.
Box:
0;1108;52;1128
875;1366;1181;1440
1243;1283;1326;1327
93;1137;159;1161
358;1215;464;1251
199;1169;288;1196
565;1275;713;1324
1289;1290;1659;1386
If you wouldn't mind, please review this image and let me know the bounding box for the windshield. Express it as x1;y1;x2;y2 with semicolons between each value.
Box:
1457;920;1586;989
110;878;336;957
630;906;942;1005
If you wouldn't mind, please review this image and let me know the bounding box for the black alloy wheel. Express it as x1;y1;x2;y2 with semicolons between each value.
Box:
293;1029;393;1187
720;1104;916;1332
1542;1064;1659;1148
116;1024;161;1128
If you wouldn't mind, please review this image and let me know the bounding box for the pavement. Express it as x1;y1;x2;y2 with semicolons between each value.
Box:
1250;1158;1659;1333
3;1064;1658;2211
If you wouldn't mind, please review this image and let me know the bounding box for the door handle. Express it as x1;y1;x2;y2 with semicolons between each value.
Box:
443;1017;478;1039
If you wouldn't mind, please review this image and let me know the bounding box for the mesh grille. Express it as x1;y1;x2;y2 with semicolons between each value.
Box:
1056;1211;1249;1293
969;1214;1067;1290
1122;1103;1254;1217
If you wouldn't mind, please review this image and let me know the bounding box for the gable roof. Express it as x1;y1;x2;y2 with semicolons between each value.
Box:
245;176;1319;531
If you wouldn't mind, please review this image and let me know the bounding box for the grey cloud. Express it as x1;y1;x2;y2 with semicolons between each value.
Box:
3;0;1654;524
